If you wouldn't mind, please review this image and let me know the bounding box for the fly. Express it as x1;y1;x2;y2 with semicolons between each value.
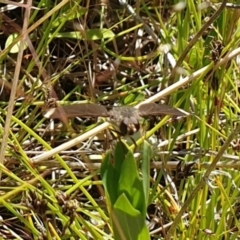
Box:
44;103;186;136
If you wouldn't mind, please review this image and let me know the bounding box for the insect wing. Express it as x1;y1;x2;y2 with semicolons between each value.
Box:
44;104;109;119
138;103;186;117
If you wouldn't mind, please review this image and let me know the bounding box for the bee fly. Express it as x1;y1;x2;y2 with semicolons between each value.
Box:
44;103;187;136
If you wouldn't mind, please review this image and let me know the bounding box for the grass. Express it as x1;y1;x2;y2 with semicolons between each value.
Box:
1;0;240;239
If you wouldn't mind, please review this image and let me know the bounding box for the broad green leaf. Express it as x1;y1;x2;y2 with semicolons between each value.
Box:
101;141;149;238
117;150;146;214
113;193;150;240
101;151;120;205
101;142;129;205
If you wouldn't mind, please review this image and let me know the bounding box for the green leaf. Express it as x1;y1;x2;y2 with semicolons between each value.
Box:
101;141;146;213
117;150;146;214
101;151;120;205
123;93;136;104
101;142;129;205
101;142;149;238
123;93;145;105
113;193;150;240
